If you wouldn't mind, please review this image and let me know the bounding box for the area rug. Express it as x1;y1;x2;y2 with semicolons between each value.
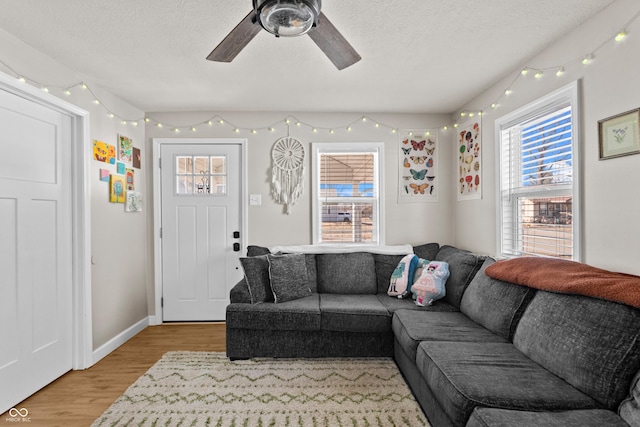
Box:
92;351;429;426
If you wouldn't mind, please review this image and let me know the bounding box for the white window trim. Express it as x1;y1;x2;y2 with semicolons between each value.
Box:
311;142;385;245
494;81;581;260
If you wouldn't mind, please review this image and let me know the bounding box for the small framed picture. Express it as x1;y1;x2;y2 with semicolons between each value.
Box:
598;108;640;160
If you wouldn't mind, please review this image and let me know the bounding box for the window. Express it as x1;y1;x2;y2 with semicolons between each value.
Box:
175;155;226;195
496;82;580;260
312;142;384;244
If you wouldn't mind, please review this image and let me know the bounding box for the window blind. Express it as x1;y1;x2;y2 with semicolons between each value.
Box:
317;151;379;243
500;101;576;259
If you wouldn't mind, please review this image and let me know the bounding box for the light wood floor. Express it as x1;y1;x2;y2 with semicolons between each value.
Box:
1;323;226;427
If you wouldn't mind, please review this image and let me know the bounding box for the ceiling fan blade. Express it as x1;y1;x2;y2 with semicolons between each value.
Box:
207;11;261;62
308;12;361;70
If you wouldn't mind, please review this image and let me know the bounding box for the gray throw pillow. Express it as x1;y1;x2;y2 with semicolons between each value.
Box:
240;255;273;304
268;253;311;303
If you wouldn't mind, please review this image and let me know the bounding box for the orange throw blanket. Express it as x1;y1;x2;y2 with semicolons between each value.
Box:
485;257;640;309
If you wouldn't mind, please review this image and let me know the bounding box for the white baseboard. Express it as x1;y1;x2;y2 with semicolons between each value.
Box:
148;314;162;326
92;317;149;365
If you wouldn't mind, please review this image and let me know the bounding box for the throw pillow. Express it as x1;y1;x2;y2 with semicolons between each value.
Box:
411;261;449;306
387;254;419;298
268;253;312;303
240;255;273;304
246;245;271;257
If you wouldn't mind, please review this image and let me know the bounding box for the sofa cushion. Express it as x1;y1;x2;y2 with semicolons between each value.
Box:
373;254;405;293
376;293;457;313
413;242;440;261
460;258;536;341
416;341;600;427
303;254;318;293
225;294;321;331
246;245;270;257
229;278;252;304
467;408;629;427
513;291;640;410
392;310;506;362
240;255;273;303
317;252;377;294
267;253;311;303
435;245;485;308
387;254;419;298
620;369;640;427
319;294;391;333
411;260;449;307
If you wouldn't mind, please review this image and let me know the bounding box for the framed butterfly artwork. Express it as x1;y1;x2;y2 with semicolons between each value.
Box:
457;119;482;201
398;130;439;203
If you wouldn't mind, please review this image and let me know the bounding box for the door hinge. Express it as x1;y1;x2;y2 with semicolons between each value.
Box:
159;158;162;168
159;228;163;238
161;297;163;308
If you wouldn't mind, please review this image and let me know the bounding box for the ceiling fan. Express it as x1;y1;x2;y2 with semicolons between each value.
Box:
206;0;361;70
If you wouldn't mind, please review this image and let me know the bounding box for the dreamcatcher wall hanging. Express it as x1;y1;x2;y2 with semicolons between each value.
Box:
271;137;305;214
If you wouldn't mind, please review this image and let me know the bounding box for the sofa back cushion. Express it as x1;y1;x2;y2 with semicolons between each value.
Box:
374;254;405;293
413;242;440;261
317;252;377;294
513;291;640;409
460;258;536;341
619;370;640;426
434;245;485;308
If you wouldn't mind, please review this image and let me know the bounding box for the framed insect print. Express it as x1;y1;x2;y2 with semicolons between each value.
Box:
598;108;640;160
457;119;482;201
398;130;438;203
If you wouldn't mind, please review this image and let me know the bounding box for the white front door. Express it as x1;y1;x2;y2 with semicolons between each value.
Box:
160;143;244;321
0;88;73;413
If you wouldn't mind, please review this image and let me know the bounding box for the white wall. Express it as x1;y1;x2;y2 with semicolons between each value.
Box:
145;111;453;244
452;0;640;275
0;29;151;350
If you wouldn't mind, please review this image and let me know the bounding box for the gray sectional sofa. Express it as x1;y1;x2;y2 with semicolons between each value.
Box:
226;243;640;427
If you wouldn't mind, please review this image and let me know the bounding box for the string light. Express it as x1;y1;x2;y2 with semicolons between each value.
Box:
0;8;637;135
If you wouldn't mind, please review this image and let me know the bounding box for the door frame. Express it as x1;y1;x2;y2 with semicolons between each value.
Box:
151;138;248;324
0;72;93;370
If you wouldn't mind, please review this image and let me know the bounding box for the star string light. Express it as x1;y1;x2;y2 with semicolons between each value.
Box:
0;8;637;134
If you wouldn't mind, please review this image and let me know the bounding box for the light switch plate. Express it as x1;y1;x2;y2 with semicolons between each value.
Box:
249;194;262;205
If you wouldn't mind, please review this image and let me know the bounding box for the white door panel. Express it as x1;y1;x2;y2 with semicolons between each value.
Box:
0;88;72;413
160;143;243;321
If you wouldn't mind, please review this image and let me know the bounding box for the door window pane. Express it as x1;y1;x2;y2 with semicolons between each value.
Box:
175;155;227;195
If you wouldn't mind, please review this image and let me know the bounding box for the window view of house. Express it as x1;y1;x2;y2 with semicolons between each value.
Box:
313;145;383;244
498;87;579;260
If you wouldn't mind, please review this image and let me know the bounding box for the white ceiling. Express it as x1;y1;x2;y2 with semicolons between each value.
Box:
0;0;616;114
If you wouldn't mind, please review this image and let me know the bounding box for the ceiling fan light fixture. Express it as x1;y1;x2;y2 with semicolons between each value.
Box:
255;0;320;37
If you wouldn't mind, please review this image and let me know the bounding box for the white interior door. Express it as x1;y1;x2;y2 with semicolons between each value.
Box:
0;88;73;413
160;143;243;321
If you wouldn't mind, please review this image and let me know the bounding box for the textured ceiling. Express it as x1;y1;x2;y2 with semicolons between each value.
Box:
0;0;616;113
